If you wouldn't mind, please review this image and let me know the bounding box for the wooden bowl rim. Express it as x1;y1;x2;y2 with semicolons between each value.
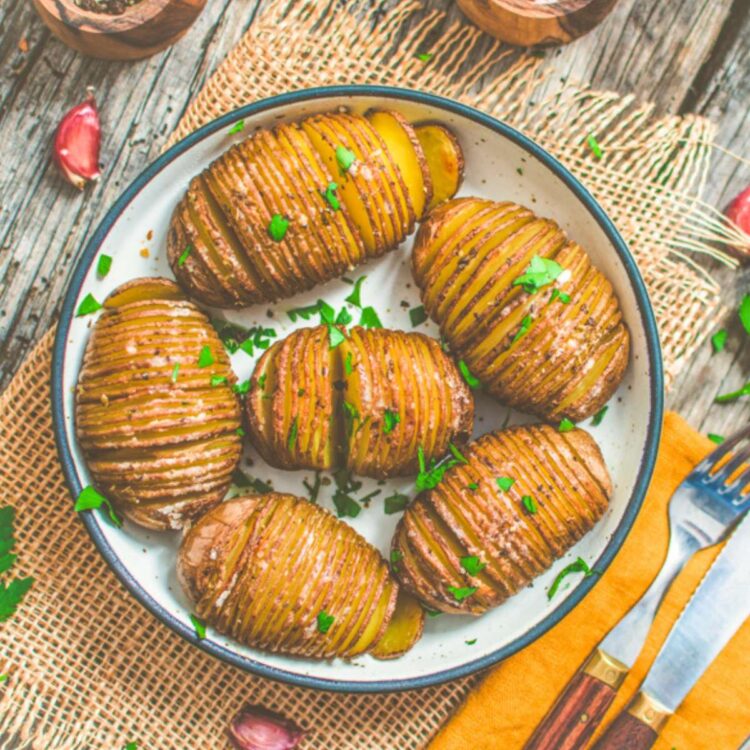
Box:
467;0;607;20
34;0;174;32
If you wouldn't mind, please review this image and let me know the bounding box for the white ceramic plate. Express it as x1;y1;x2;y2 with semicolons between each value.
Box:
52;86;663;692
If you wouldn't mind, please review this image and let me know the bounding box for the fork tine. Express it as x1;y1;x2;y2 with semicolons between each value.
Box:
692;424;750;478
711;442;750;484
724;464;750;499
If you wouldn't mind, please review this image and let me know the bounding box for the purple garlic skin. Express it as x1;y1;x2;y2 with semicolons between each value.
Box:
227;704;305;750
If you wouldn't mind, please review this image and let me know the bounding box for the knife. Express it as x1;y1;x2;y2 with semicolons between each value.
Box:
591;512;750;749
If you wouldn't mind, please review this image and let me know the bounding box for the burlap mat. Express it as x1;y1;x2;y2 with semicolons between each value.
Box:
0;2;745;748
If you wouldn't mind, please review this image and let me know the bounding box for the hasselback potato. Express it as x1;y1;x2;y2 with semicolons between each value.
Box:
168;111;463;307
392;424;611;614
246;325;474;478
75;278;242;530
178;492;424;659
412;197;630;422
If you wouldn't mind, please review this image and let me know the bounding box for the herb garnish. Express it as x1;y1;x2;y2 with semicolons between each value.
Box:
447;585;477;602
409;305;428;327
210;375;227;387
190;613;206;639
287;302;323;322
344;351;354;376
740;294;750;334
467;482;479;491
323;182;340;211
458;360;480;389
76;293;102;317
345;275;367;307
708;433;725;445
171;363;180;383
96;254;112;277
287;417;299;451
383;409;400;435
332;469;363;518
715;382;750;403
317;610;335;634
513;255;563;294
591;405;608;426
465;638;477;645
236;427;245;437
74;486;122;528
228;120;245;135
257;373;267;390
521;495;537;514
197;346;214;368
513;314;532;342
336;145;356;173
384;492;410;514
303;471;323;504
390;549;403;571
460;555;486;576
547;557;596;600
550;288;571;304
711;329;727;353
586;133;603;159
238;327;276;357
177;244;192;267
233;379;250;395
558;418;576;432
231;468;272;494
415;444;466;491
267;214;289;242
416;52;433;62
0;506;34;623
496;477;515;492
359;306;383;329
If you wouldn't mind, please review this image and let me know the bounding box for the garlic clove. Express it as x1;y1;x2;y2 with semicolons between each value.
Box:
725;185;750;260
53;87;101;190
227;704;305;750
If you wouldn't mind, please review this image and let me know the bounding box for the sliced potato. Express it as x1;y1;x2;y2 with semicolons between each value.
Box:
178;492;417;659
75;278;242;530
391;424;612;614
415;123;465;212
412;197;630;422
370;588;425;659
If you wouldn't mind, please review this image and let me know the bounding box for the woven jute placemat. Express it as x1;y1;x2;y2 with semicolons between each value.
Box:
0;2;745;748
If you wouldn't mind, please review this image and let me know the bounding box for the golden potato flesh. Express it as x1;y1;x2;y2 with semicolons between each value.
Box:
415;123;465;213
392;424;611;615
412;197;630;422
75;278;242;530
169;110;459;308
245;326;474;478
178;492;424;660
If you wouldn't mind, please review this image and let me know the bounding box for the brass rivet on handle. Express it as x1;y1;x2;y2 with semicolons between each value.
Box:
582;648;629;689
626;692;672;732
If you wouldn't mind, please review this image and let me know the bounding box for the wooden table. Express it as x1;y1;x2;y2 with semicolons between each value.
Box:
0;0;748;436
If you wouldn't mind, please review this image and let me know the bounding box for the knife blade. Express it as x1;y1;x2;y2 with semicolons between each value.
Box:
592;512;750;749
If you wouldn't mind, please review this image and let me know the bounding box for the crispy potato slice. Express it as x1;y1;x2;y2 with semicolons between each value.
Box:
415;123;464;212
370;588;425;659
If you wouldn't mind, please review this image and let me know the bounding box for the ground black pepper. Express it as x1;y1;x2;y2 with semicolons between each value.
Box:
75;0;143;15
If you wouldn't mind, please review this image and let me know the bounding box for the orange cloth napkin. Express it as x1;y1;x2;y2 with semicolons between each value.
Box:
430;412;750;750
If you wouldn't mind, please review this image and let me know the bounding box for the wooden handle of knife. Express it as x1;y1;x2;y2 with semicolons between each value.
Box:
590;710;658;750
524;649;628;750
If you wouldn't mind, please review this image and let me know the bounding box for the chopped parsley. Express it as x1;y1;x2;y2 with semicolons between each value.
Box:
236;427;245;437
303;471;323;504
359;306;383;329
416;52;433;62
465;638;477;645
170;363;180;383
237;327;276;357
74;485;122;528
383;409;400;434
345;275;367;307
197;346;214;368
332;469;363;518
336;145;356;173
467;482;479;491
177;244;192;267
586;133;603;159
287;302;323;322
715;381;750;403
384;492;410;514
521;495;537;514
512;314;532;343
317;610;335;634
231;468;272;493
257;373;267;390
447;585;477;602
513;255;563;294
76;293;102;317
323;182;340;211
267;214;289;242
210;375;227;387
0;578;34;623
228;120;245;134
708;433;725;445
458;360;480;389
233;379;250;395
591;405;608;426
287;417;299;451
409;305;428;327
335;307;353;326
96;254;112;277
328;325;346;349
390;549;402;571
740;294;750;334
547;557;596;600
190;613;206;639
496;477;515;492
424;608;441;618
416;444;465;491
550;288;571;304
711;329;728;353
460;555;486;576
558;418;576;432
344;351;354;376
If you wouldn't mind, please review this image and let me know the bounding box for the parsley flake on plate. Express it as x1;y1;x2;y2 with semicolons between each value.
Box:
287;302;322;322
210;375;227;387
467;482;479;491
409;305;428;327
190;613;206;640
415;444;466;491
303;471;323;504
513;255;563;294
465;638;477;645
238;327;276;357
74;485;122;528
384;492;410;515
336;145;356;173
228;120;245;135
233;379;250;395
344;351;354;376
447;585;477;602
96;254;112;278
76;293;102;317
231;468;272;494
344;275;366;307
170;363;180;383
550;288;571;304
317;610;335;634
547;557;597;600
460;555;486;576
267;214;289;242
591;405;608;426
359;306;383;329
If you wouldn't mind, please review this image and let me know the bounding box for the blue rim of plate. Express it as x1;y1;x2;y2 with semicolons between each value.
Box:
51;84;664;693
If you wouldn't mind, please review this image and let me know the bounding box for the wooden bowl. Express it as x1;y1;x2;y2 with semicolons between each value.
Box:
31;0;206;61
456;0;621;47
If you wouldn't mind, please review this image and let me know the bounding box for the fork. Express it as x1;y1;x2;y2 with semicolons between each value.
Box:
524;424;750;750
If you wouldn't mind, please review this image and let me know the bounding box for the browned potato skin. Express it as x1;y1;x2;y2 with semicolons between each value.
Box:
392;424;612;615
412;197;630;423
168;110;462;308
75;277;242;530
177;492;418;660
245;326;474;478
